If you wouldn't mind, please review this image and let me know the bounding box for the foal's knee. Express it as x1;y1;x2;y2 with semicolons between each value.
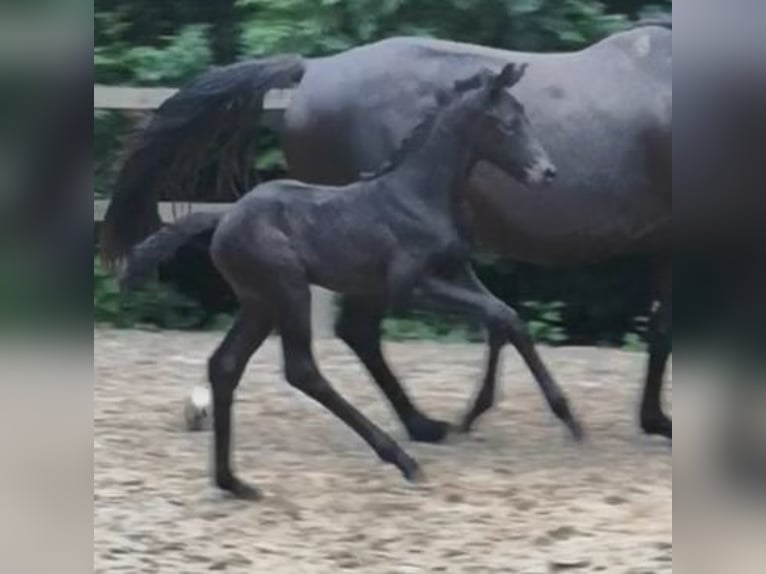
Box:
335;311;376;351
486;302;526;341
334;313;359;347
208;352;239;401
284;359;328;397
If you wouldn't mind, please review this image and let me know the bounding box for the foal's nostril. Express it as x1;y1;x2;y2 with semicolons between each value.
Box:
543;166;557;182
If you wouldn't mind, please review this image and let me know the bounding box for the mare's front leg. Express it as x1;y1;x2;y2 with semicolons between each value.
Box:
277;279;422;481
411;267;583;440
640;262;672;439
336;294;453;443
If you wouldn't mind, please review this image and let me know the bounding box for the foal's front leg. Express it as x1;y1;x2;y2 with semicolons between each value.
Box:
335;294;453;443
411;267;583;440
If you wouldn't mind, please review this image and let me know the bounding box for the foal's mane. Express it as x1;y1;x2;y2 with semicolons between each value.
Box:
359;73;487;181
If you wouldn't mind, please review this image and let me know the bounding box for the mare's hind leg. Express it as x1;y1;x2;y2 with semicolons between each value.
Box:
209;303;273;499
336;295;452;443
411;267;583;440
640;263;672;439
278;282;421;481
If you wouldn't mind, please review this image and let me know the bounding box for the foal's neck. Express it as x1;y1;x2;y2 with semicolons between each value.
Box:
393;109;476;218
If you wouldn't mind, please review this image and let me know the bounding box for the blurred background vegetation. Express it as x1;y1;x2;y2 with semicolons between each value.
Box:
93;0;670;346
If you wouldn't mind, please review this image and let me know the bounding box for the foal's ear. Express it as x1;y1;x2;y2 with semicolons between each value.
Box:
494;63;528;91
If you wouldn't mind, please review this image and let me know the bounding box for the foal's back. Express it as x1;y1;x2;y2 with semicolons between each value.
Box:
210;177;400;295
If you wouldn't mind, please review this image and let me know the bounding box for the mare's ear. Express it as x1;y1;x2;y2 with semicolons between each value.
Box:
490;63;528;99
495;62;527;89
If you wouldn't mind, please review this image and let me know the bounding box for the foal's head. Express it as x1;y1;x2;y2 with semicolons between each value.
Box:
444;63;557;186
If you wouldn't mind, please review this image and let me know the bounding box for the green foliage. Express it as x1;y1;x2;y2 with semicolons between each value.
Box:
521;300;567;345
383;311;483;343
621;331;646;352
237;0;630;57
636;2;671;20
94;258;210;330
123;25;213;85
621;314;649;352
95;11;212;85
382;300;570;345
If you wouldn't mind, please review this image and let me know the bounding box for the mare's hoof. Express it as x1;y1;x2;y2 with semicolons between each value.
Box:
407;415;454;444
216;475;262;501
641;413;672;440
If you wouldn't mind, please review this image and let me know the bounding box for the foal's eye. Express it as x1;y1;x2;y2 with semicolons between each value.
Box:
505;117;520;132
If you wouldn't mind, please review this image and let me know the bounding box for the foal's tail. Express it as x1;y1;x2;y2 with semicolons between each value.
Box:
118;212;225;290
100;55;306;267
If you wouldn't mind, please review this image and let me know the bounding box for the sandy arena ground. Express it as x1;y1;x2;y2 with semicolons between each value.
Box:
95;329;672;573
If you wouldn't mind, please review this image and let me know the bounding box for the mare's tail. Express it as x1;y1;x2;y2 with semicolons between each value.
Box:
100;55;306;266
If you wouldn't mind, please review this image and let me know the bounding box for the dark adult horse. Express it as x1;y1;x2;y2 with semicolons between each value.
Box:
102;21;673;440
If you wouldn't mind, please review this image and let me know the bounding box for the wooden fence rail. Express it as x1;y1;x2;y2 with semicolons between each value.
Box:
93;200;231;224
94;84;336;335
94;84;292;112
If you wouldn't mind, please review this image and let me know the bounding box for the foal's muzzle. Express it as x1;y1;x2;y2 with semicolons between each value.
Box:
525;160;558;186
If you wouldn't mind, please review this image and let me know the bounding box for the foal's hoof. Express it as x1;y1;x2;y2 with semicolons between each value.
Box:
551;397;585;442
216;475;262;501
567;416;586;442
404;463;427;484
407;415;454;444
396;454;425;483
459;412;484;434
641;413;672;440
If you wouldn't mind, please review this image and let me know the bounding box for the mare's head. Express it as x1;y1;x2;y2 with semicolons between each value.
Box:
445;63;556;186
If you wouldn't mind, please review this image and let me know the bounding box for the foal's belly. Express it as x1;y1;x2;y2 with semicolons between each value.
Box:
304;253;388;295
295;224;393;295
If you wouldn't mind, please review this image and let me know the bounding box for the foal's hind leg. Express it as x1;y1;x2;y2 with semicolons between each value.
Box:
208;304;273;499
412;268;583;440
278;283;421;481
336;295;453;443
408;266;505;433
463;329;504;433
